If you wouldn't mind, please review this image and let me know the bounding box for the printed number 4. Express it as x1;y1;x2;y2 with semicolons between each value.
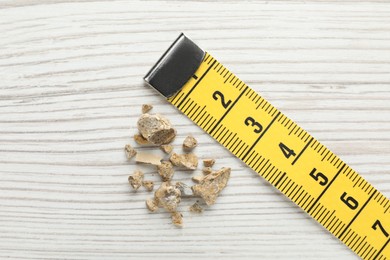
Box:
279;142;296;159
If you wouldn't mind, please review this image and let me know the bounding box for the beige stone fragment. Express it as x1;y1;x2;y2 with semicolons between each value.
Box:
202;167;213;175
191;176;203;183
169;153;198;170
128;170;144;190
189;202;203;213
142;180;154;192
146;198;158;212
134;134;151;145
191;167;231;206
135;152;162;166
142;104;153;114
203;159;215;167
169;153;181;165
157;161;174;181
183;135;197;151
160;144;173;154
137;114;176;145
154;182;181;213
171;211;183;227
124;144;137;159
175;182;194;197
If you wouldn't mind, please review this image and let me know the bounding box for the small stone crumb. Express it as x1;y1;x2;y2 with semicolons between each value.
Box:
157;161;174;181
171;212;183;227
189;202;203;213
137;114;176;145
175;182;194;197
160;144;173;154
203;159;215;167
146;198;159;212
192;167;231;206
124;144;137;159
154;182;181;213
142;104;153;114
128;170;144;190
135;152;162;166
202;167;213;175
191;176;203;183
170;153;198;170
134;134;151;145
183;135;197;151
142;180;154;192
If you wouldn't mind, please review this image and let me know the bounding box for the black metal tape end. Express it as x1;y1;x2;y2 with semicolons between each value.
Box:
144;33;205;98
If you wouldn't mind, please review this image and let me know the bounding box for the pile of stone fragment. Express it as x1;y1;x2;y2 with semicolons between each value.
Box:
125;104;231;227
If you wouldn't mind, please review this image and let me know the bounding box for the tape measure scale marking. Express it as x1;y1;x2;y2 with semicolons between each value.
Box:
145;34;390;260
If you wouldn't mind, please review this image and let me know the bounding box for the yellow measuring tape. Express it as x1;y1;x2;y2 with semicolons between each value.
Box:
145;34;390;260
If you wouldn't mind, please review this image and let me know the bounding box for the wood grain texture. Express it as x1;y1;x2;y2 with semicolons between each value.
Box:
0;0;389;259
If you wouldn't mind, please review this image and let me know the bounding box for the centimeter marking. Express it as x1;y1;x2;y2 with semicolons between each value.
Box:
168;53;390;260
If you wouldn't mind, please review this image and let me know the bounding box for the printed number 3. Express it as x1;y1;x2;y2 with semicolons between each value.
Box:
245;117;263;133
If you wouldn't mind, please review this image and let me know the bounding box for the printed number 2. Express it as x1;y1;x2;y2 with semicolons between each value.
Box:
213;91;232;109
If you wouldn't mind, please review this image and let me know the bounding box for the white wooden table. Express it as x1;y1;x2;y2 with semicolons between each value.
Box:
1;1;390;259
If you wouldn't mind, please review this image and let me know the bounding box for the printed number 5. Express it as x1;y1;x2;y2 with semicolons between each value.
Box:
309;168;328;186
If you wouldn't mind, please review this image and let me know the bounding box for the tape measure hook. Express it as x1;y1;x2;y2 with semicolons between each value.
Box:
144;33;205;98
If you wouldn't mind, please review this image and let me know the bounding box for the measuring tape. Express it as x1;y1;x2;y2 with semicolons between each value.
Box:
144;33;390;260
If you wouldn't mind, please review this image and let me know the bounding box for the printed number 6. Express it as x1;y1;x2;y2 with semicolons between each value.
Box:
340;192;359;210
